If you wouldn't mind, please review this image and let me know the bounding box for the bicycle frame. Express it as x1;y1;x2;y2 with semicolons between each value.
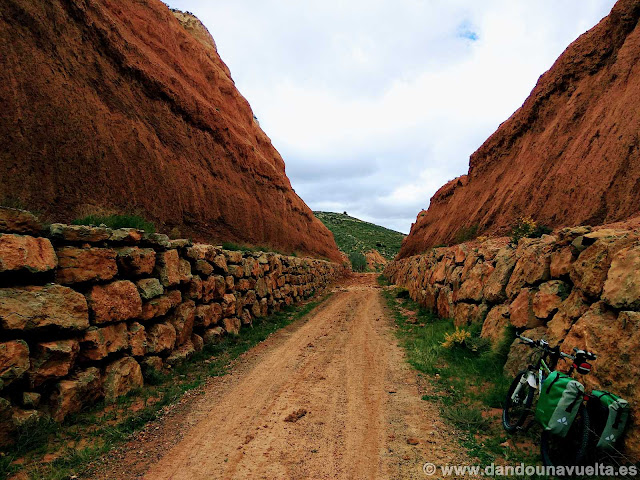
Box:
511;352;553;403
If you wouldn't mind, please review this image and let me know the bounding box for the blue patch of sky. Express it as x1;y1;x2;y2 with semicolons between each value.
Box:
457;21;479;41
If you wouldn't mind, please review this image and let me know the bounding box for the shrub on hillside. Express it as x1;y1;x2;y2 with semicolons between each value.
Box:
510;216;552;245
349;252;367;272
454;224;479;244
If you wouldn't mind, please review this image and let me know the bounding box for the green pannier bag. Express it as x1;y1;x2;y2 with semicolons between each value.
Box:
535;371;585;437
591;390;629;451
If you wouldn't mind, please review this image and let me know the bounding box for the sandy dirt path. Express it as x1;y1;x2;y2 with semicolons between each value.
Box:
91;274;470;479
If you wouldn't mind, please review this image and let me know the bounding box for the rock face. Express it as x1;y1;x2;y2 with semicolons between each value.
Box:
385;225;640;459
399;0;640;258
0;0;340;262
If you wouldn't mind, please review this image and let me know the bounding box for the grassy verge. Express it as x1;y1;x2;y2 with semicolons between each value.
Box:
380;278;538;466
1;296;329;480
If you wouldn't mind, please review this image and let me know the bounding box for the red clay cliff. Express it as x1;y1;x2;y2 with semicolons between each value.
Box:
0;0;341;262
400;0;640;258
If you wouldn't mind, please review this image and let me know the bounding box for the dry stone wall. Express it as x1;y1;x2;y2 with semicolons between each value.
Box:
0;208;344;446
385;226;640;458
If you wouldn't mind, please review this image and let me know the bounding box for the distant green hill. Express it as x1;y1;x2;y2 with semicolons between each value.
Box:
314;211;406;260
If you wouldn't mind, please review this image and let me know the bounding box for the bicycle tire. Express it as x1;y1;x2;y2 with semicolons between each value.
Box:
541;403;590;467
503;370;535;433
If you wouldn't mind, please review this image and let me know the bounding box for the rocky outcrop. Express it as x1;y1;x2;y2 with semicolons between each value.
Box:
365;250;388;271
0;208;344;445
399;0;640;258
0;0;341;262
385;225;640;458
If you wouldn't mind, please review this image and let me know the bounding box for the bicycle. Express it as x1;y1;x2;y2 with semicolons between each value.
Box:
502;334;597;466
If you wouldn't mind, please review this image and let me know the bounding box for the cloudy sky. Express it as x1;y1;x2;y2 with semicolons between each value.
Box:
167;0;616;233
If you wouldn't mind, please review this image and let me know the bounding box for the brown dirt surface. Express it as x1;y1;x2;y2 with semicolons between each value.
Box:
0;0;341;262
85;274;471;479
400;0;640;258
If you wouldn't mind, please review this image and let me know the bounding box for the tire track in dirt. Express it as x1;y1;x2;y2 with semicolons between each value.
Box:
91;274;471;479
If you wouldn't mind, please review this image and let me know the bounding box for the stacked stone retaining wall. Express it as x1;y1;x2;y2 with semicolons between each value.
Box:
0;208;345;445
385;226;640;457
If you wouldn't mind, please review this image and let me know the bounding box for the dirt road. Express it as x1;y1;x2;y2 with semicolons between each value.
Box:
93;274;469;479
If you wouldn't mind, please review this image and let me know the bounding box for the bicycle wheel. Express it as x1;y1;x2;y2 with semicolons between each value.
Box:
541;403;590;467
503;370;535;433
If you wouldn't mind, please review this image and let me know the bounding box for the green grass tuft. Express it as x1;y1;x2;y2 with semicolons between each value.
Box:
72;214;156;233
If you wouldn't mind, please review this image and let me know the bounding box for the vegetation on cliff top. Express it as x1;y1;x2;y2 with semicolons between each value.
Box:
314;211;405;260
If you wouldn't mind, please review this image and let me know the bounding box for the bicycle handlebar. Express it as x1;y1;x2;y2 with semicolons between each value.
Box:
516;334;591;362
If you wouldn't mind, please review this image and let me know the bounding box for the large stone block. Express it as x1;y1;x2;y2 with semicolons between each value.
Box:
456;261;494;303
128;322;147;357
222;294;237;317
136;278;164;300
509;288;542;329
103;357;143;401
195;259;213;276
224;250;243;264
109;228;144;244
178;258;192;283
563;304;636;395
194;303;222;328
202;275;226;302
49;367;102;421
223;316;241;335
484;247;516;303
255;277;269;298
49;223;110;243
169;301;196;346
212;254;228;273
116;247;156;277
240;309;253;325
0;284;89;332
550;247;574;278
185;244;216;261
0;340;29;390
505;237;554;299
602;246;640;310
243;257;261;277
532;281;568;320
55;247;117;284
140;290;182;321
155;250;180;287
0;234;56;274
480;305;511;348
191;334;204;352
145;322;177;355
185;275;203;300
436;286;453;319
87;280;142;324
456;302;488;326
166;341;195;366
79;323;129;361
203;326;224;344
0;207;42;234
570;235;636;299
29;339;79;388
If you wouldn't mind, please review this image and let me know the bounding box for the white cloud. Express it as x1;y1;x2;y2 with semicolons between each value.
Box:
167;0;616;233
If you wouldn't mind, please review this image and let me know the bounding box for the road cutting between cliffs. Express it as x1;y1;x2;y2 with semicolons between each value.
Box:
93;274;469;479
